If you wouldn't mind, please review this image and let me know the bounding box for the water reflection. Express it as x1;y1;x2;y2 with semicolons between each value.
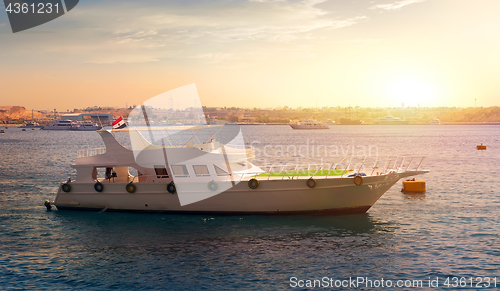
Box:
51;211;398;256
402;193;426;201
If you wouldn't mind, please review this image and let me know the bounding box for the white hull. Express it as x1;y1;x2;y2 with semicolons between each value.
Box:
70;126;102;131
42;120;74;130
290;124;329;130
54;171;424;214
43;126;72;130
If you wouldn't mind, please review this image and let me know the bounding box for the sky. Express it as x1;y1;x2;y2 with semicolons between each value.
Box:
0;0;499;111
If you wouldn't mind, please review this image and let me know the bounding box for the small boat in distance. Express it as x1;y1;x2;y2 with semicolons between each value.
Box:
290;119;329;129
21;110;43;128
70;121;102;131
429;118;441;125
338;106;363;125
372;115;410;125
42;120;74;130
325;119;336;125
20;121;43;128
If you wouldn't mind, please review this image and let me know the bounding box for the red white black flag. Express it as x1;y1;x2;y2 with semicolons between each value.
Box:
112;116;127;129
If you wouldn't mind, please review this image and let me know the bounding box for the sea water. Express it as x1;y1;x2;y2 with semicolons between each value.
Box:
0;125;499;290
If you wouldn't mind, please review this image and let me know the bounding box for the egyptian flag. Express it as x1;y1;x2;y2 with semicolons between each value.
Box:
112;117;127;129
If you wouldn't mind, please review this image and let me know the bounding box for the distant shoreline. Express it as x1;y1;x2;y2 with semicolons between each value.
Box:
238;122;500;126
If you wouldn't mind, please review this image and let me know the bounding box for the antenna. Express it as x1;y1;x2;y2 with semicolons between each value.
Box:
96;113;103;128
141;104;155;143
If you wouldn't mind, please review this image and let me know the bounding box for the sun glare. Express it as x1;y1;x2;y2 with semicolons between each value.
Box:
386;76;437;107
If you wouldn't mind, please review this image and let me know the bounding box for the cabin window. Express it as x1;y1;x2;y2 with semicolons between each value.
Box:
154;165;169;178
193;165;210;176
171;165;189;177
214;165;228;176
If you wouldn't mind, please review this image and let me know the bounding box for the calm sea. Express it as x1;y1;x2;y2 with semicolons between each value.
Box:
1;125;499;290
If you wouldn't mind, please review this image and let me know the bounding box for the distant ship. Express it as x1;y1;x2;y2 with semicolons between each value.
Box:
21;110;43;128
372;116;410;125
338;106;363;125
42;120;74;130
429;118;441;125
70;121;102;131
20;121;43;128
290;119;329;129
325;119;336;125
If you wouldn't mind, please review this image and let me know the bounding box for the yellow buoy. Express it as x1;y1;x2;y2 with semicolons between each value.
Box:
477;144;487;150
401;179;426;193
0;130;5;133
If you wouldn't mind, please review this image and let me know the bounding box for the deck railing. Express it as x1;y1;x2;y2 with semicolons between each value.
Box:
64;155;426;184
77;146;133;158
76;147;106;158
249;156;426;180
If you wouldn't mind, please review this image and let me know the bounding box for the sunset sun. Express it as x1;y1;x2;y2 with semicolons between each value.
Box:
386;76;437;107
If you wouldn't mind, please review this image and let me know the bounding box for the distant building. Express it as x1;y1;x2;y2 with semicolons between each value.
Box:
61;113;113;122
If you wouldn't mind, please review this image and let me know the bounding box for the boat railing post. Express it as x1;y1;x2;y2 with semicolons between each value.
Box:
399;157;405;171
382;156;390;173
416;157;425;170
371;160;380;176
341;156;352;177
392;156;399;171
384;158;392;174
60;174;63;184
389;157;397;173
331;156;347;178
341;163;350;177
405;157;414;171
357;157;367;174
325;162;334;179
312;164;324;178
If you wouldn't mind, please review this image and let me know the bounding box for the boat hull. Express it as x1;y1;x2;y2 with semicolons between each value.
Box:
42;127;72;130
289;124;329;129
54;172;422;215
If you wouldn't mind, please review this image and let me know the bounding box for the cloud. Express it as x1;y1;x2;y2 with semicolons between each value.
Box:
1;0;370;65
370;0;425;11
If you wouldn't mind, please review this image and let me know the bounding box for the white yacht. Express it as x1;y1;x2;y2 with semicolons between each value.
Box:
325;119;336;125
429;118;441;125
47;127;428;215
290;119;329;129
372;115;410;125
46;84;428;215
70;122;102;131
42;119;74;130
